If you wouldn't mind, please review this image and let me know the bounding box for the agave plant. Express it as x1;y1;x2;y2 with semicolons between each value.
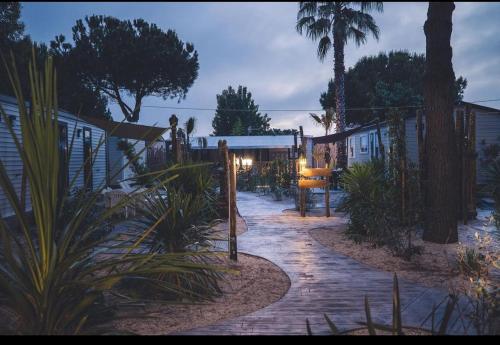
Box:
306;274;458;335
0;51;225;334
129;162;226;300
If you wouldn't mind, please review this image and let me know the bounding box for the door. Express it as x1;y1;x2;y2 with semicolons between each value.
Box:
83;127;93;190
58;122;69;197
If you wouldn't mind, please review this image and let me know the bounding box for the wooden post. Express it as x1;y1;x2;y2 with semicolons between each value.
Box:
463;106;470;224
376;117;385;161
169;114;178;163
455;109;464;220
221;140;230;218
228;153;238;261
468;110;477;219
300;187;306;217
416;109;425;194
325;183;330;217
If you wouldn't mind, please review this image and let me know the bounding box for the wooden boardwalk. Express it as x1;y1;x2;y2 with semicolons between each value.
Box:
182;192;468;335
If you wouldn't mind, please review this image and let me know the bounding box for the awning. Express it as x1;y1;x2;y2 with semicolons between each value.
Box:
312;120;376;145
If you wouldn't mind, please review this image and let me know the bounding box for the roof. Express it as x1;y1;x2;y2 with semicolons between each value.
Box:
312;122;375;145
0;94;104;130
191;135;296;149
81;116;168;142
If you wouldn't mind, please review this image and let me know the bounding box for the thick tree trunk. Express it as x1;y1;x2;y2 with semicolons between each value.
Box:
422;2;458;244
333;28;347;170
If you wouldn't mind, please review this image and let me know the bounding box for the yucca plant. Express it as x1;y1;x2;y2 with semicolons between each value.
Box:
484;158;500;228
306;274;458;335
130;163;225;301
0;51;225;334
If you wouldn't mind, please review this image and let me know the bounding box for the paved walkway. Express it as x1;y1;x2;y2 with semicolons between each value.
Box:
184;192;468;335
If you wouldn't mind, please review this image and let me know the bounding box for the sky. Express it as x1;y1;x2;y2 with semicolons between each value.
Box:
21;1;500;137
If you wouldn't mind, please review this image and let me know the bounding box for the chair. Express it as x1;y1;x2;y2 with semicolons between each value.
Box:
104;190;134;219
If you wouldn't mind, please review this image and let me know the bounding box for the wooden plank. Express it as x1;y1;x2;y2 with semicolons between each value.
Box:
229;153;237;261
299;179;327;189
301;168;331;177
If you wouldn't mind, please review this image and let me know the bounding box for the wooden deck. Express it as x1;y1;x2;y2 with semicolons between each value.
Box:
180;192;470;335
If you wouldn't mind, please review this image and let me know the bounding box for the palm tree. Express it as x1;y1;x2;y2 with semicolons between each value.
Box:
184;116;197;150
309;108;335;167
309;108;335;136
422;2;458;244
297;2;383;169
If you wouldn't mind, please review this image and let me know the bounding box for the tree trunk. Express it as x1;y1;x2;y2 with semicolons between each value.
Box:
422;2;458;244
333;26;347;170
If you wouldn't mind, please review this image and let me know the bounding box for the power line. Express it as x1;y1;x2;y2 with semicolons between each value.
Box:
141;98;500;113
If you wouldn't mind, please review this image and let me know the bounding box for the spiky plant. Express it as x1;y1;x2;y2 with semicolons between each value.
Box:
0;50;223;334
306;274;457;335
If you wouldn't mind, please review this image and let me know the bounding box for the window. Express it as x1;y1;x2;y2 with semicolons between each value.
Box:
348;137;355;158
360;135;368;154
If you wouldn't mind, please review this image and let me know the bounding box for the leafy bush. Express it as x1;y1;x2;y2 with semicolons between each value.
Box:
338;160;395;244
338;160;422;258
0;52;221;334
484;158;500;228
458;231;500;335
131;163;225;301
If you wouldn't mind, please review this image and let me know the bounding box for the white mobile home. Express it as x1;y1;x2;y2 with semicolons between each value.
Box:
82;117;167;186
346;101;500;184
0;94;107;218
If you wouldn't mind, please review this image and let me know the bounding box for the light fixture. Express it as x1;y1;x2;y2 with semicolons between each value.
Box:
77;129;82;138
236;157;253;171
299;156;307;172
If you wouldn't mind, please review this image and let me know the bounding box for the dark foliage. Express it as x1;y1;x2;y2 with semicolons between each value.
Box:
212;85;270;135
319;51;468;125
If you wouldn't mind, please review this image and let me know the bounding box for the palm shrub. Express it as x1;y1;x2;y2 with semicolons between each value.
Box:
484;158;500;228
0;52;222;334
339;160;422;258
130;163;225;300
338;160;396;245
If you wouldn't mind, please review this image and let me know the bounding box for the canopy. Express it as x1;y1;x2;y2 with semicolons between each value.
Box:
312;121;376;145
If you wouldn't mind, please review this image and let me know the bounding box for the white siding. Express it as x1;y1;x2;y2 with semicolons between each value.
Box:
107;136;147;185
347;126;390;167
476;111;500;184
0;98;107;218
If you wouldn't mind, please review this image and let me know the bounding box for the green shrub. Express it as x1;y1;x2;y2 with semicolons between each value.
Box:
485;158;500;228
0;51;222;335
338;160;395;245
338;160;422;258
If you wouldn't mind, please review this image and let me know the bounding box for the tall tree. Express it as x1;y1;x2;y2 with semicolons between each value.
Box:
297;1;383;169
309;109;335;135
0;2;24;48
319;51;467;125
184;116;196;150
0;4;109;118
422;2;458;244
212;85;270;136
67;15;199;122
50;35;110;119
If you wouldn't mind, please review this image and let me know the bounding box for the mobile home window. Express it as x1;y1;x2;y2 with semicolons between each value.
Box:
360;135;368;154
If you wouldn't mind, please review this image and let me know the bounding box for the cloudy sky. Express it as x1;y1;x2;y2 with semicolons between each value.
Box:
21;2;500;137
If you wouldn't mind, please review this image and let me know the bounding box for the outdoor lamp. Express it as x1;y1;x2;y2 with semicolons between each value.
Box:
242;158;252;170
299;156;307;172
